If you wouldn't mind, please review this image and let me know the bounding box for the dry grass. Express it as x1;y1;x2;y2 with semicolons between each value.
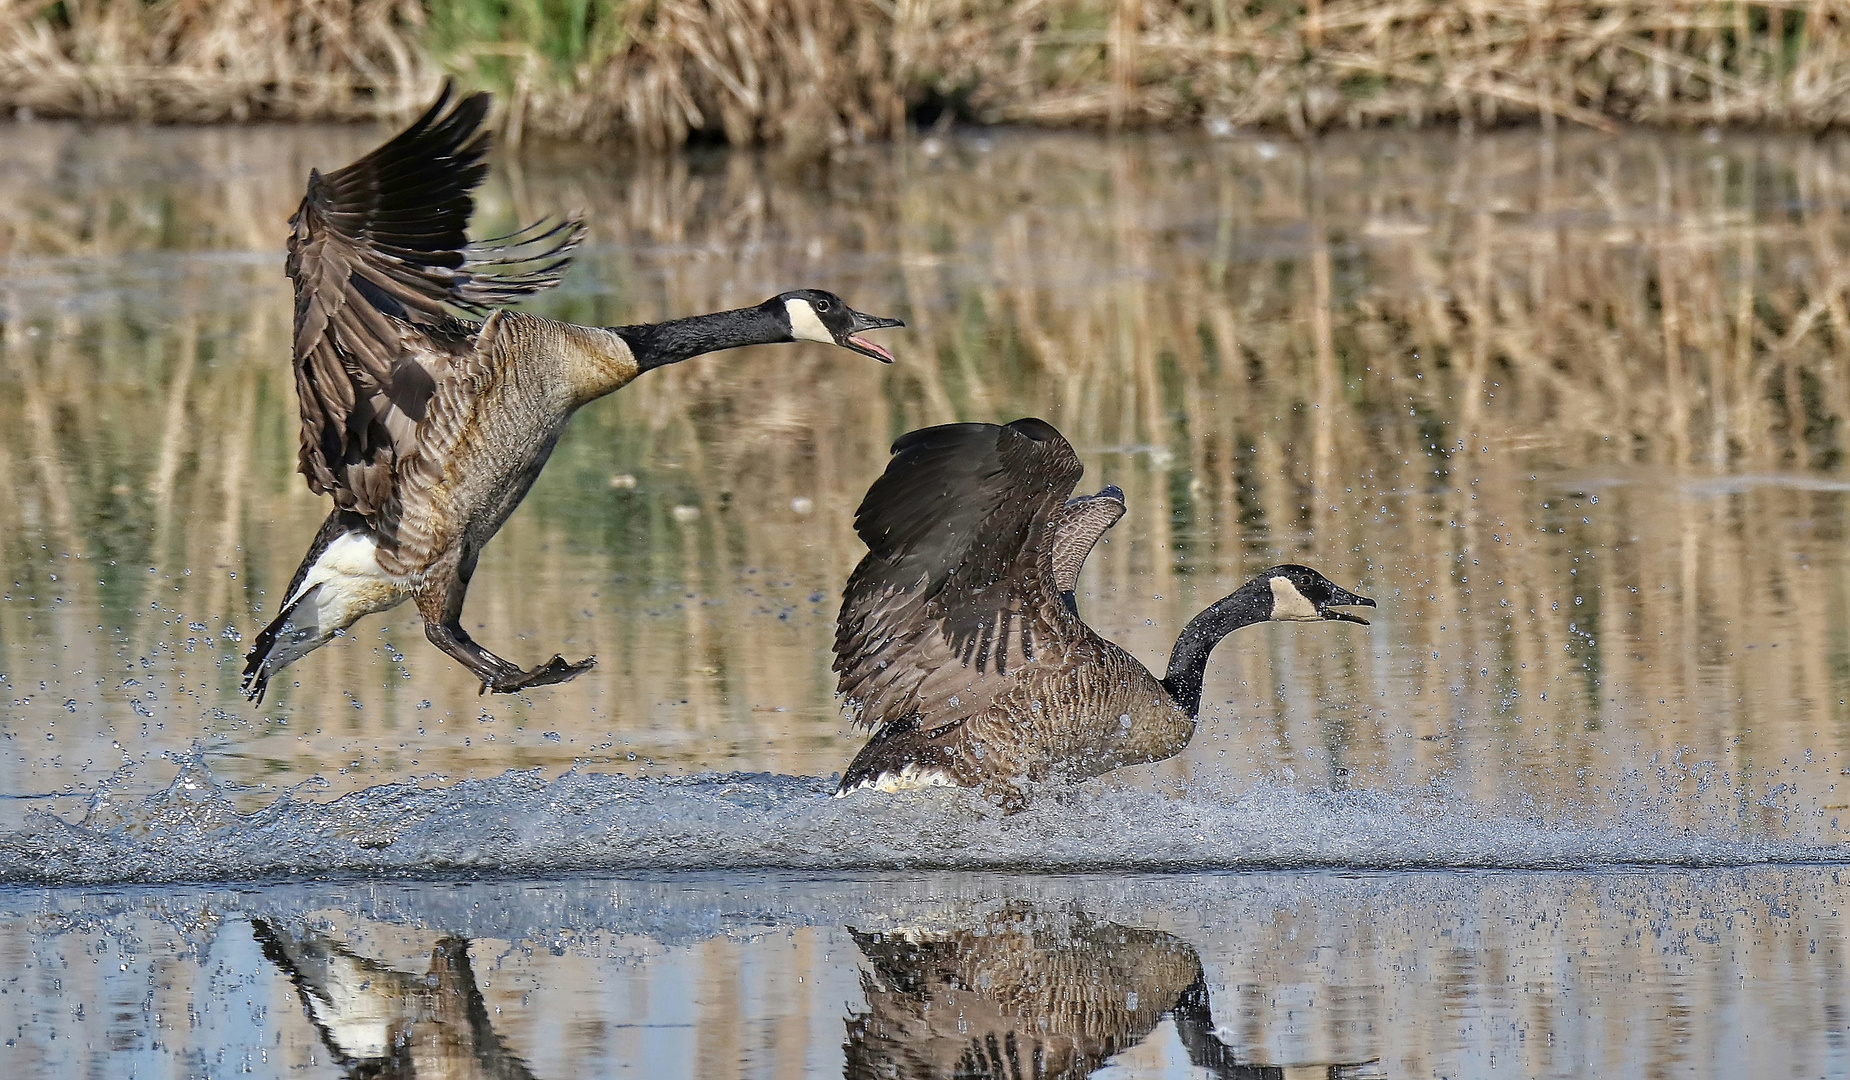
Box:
942;0;1850;134
7;2;1850;144
0;0;437;121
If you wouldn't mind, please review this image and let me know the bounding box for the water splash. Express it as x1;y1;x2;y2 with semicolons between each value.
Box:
0;759;1840;885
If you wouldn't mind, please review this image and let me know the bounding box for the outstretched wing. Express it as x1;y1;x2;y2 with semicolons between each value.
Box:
834;418;1087;733
287;79;583;529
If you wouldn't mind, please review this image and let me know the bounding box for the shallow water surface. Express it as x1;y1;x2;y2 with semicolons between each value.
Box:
5;119;1850;1071
4;869;1845;1078
5;122;1850;854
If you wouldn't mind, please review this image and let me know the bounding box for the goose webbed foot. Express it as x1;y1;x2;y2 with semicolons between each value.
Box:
425;621;594;695
480;654;596;695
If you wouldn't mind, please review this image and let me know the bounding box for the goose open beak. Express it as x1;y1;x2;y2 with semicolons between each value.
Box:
1321;586;1377;625
841;309;904;364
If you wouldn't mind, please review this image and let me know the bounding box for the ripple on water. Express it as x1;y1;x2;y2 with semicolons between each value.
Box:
0;757;1839;885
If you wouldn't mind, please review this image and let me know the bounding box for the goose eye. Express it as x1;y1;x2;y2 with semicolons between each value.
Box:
814;299;832;311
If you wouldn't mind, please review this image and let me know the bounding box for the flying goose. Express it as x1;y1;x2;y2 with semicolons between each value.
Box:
240;83;902;701
832;419;1372;807
251;918;534;1079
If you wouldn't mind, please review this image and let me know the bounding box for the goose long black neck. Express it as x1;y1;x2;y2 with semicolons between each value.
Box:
1160;582;1271;717
611;304;789;371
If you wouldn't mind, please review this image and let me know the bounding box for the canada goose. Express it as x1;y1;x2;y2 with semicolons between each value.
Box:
833;419;1373;807
250;918;535;1079
845;908;1223;1080
240;83;902;701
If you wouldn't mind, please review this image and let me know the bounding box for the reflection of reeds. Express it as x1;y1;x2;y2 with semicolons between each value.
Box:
3;124;1850;839
10;3;1850;143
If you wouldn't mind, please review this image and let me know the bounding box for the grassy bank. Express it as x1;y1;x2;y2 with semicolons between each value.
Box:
4;2;1850;145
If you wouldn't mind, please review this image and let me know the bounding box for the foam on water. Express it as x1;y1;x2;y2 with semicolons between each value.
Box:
0;757;1840;885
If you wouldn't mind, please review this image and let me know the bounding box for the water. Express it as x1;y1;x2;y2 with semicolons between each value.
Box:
5;760;1834;887
7;119;1850;1072
5;869;1848;1076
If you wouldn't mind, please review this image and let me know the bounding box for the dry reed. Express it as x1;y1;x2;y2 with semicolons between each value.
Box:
8;2;1850;145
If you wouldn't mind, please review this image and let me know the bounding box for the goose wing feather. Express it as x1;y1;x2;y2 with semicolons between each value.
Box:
1049;487;1126;593
834;419;1086;734
287;80;584;534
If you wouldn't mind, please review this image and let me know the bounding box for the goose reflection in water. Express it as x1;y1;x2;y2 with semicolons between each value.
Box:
845;907;1380;1080
251;918;535;1080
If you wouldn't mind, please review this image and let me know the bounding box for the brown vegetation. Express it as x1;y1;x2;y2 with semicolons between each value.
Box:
6;3;1850;145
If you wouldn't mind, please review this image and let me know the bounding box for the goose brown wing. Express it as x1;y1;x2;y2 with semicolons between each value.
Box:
1049;486;1125;593
834;419;1086;733
287;80;583;532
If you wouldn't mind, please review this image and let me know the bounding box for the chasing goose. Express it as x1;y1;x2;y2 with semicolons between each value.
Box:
241;82;902;701
833;419;1372;808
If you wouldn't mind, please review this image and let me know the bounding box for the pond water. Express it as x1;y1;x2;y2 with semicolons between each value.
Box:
5;869;1848;1077
4;119;1850;1074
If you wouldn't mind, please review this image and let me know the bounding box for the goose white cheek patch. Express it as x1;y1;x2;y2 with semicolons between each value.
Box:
785;298;835;344
1269;576;1322;621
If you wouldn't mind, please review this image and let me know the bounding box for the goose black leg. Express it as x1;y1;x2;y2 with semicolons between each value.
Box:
487;651;597;694
417;561;596;694
423;618;596;694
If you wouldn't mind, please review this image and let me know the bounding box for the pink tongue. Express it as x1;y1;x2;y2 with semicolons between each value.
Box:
848;334;895;363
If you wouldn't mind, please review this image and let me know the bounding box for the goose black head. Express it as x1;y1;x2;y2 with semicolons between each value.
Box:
1260;565;1376;624
770;289;904;363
